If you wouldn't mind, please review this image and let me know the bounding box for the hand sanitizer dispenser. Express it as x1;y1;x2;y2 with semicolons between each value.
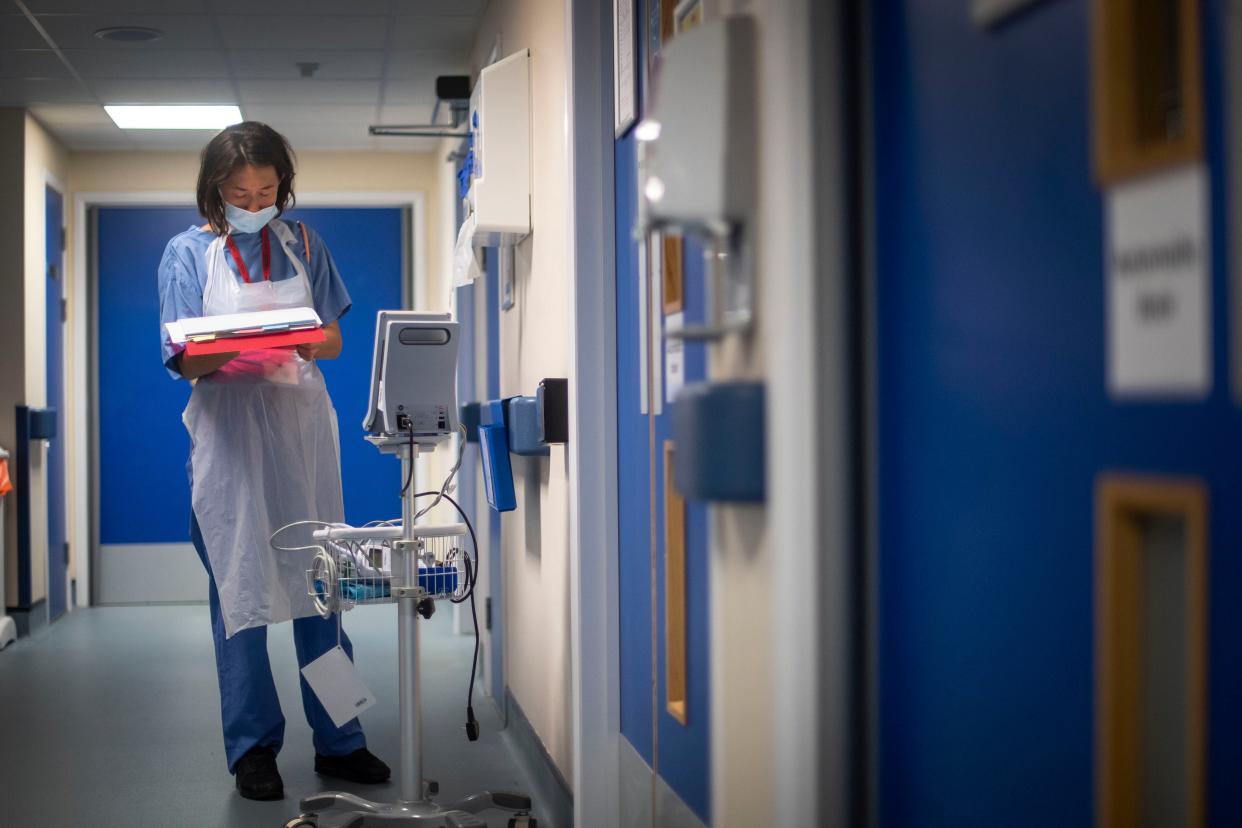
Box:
468;49;531;246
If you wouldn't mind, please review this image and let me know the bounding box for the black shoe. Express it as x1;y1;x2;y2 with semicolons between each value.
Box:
235;745;284;801
314;747;391;784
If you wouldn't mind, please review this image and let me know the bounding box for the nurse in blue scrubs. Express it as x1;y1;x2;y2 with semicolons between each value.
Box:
157;121;389;801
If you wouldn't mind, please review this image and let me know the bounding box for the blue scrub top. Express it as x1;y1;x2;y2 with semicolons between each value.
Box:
157;218;352;379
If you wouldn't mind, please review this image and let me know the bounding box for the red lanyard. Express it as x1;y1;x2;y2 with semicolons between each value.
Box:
224;226;271;283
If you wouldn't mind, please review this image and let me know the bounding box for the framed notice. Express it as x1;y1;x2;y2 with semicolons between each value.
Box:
615;0;637;136
1092;0;1203;185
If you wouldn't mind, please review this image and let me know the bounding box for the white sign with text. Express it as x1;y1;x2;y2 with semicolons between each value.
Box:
1107;164;1211;397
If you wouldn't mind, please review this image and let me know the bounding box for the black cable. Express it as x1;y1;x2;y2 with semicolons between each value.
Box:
399;426;415;496
411;490;480;741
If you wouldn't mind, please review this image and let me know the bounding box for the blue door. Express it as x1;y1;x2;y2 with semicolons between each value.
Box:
872;2;1241;825
44;185;67;621
615;134;712;821
97;206;405;596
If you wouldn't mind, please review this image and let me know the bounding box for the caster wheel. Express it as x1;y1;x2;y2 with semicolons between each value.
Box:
282;815;317;828
508;814;538;828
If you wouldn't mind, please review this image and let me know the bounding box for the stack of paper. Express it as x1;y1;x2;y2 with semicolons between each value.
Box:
166;307;325;356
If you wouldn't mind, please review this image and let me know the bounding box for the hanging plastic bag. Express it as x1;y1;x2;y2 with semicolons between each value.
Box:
453;213;484;287
0;456;12;497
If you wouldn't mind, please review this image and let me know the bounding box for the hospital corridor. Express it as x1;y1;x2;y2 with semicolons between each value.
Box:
1;1;1240;826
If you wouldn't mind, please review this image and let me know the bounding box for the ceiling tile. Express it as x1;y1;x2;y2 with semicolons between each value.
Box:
381;78;437;106
0;50;70;79
230;50;385;81
87;77;235;103
28;102;113;127
0;15;47;49
238;79;380;105
389;15;476;50
3;2;487;153
215;16;390;50
34;15;219;51
209;0;393;15
128;128;222;150
23;1;207;13
242;103;379;126
385;49;468;81
63;48;229;79
0;77;94;104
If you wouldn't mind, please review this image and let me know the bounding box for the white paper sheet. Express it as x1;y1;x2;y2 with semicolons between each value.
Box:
1106;164;1211;397
300;645;377;728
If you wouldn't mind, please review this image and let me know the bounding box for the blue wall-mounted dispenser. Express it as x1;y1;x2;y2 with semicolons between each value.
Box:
506;396;549;456
671;382;765;502
478;399;516;511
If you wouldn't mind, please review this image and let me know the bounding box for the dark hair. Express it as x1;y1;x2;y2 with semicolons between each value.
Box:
196;121;297;235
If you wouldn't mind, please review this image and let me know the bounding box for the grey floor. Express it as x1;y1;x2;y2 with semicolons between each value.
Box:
0;602;543;828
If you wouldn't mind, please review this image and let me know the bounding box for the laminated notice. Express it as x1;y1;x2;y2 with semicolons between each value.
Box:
300;645;377;728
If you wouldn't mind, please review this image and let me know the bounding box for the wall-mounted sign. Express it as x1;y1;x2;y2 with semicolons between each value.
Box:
665;311;685;404
614;0;636;136
1106;164;1211;398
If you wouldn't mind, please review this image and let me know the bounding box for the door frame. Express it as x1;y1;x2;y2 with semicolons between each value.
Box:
1229;0;1242;404
566;0;622;823
44;180;69;621
72;190;427;607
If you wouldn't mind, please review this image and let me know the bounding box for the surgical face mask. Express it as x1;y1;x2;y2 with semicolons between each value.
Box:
223;201;278;234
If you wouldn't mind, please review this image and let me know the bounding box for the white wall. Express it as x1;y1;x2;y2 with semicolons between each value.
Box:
704;1;838;824
467;0;577;781
14;114;71;607
0;108;26;608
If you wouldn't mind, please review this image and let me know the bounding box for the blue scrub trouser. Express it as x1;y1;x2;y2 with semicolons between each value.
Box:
191;512;367;773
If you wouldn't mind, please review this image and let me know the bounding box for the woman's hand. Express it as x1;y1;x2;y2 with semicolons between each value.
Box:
297;321;342;362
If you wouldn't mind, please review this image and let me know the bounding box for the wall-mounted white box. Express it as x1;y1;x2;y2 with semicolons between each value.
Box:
469;48;531;246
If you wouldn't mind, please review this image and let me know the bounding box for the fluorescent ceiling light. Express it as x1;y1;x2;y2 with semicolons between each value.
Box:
104;105;243;130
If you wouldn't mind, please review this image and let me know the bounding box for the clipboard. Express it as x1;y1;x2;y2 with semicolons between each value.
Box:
184;327;325;356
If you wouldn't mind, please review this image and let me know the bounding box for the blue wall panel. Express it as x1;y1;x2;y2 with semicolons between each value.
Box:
98;207;201;544
98;206;403;544
874;2;1241;826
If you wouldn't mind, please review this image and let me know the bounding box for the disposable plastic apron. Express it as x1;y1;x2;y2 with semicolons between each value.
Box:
184;221;343;638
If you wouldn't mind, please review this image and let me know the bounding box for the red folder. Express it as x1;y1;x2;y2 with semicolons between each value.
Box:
185;327;325;356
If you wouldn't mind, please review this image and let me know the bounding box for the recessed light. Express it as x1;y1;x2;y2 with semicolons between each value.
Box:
104;105;243;130
94;26;164;43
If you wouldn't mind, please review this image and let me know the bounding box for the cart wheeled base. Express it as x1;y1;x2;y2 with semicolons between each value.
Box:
284;788;536;827
283;443;537;828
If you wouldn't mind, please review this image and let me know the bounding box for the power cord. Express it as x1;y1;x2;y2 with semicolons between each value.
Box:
412;490;481;742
